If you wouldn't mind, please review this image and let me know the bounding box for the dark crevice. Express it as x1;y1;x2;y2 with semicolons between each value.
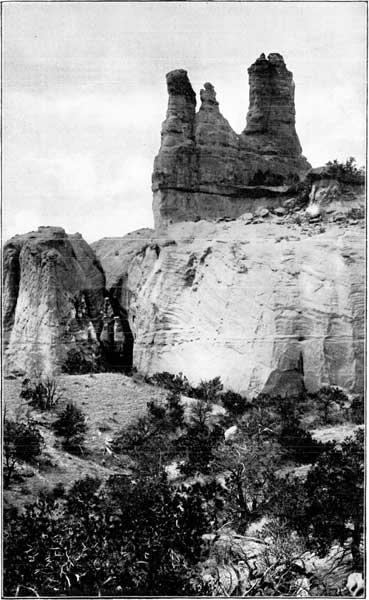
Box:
102;292;134;373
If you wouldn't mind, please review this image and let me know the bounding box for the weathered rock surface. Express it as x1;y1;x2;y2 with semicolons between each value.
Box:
95;207;364;396
153;54;311;230
91;228;155;290
3;227;106;376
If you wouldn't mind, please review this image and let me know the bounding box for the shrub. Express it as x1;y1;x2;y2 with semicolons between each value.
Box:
20;377;63;411
192;377;223;401
62;348;105;375
278;421;325;464
52;403;87;454
350;395;364;424
310;386;348;425
4;419;44;487
146;371;191;395
3;472;212;596
221;390;250;416
269;430;364;569
325;157;365;184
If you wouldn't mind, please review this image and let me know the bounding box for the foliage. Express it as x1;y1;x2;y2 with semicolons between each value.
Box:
52;402;87;454
20;377;63;411
62;347;105;375
350;395;364;424
309;386;348;425
3;473;213;596
278;420;325;464
269;430;364;569
4;418;44;487
192;377;223;402
146;371;192;395
303;429;364;567
178;399;224;476
112;392;185;475
325;157;365;184
251;520;310;596
211;428;282;530
220;390;250;416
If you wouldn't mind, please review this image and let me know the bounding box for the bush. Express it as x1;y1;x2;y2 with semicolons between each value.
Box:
20;377;63;411
146;371;192;395
278;421;325;464
310;386;348;425
3;472;212;596
325;157;364;184
220;390;250;416
62;347;105;375
4;419;44;487
52;403;87;454
192;377;223;401
269;430;364;569
350;395;364;424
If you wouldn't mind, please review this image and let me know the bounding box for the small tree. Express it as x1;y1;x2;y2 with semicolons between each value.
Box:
270;430;364;571
193;377;223;401
178;399;223;475
211;431;282;530
312;386;348;425
4;419;44;487
304;429;364;569
350;395;364;424
20;377;63;411
53;403;87;454
221;390;250;416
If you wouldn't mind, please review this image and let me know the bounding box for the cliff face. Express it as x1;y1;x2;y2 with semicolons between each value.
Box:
111;211;364;397
3;227;106;376
153;54;311;230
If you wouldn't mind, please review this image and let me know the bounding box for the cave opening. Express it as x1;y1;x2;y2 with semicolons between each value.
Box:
101;295;134;374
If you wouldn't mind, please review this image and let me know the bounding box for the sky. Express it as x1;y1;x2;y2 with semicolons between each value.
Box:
3;1;367;243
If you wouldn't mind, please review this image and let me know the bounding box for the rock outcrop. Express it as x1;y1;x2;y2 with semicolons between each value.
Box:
153;53;311;229
102;212;364;396
3;227;107;376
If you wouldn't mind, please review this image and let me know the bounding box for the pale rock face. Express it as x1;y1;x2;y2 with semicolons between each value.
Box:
119;218;364;396
306;178;365;217
3;227;106;376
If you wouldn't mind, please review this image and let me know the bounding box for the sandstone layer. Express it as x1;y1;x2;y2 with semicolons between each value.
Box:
153;54;311;230
95;194;365;397
3;227;107;376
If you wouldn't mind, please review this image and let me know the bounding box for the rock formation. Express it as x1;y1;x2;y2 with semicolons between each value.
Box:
3;227;115;376
153;53;311;229
100;213;364;397
4;53;365;398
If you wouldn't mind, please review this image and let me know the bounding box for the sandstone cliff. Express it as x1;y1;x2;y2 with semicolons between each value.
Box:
153;53;311;230
3;227;107;376
98;204;364;397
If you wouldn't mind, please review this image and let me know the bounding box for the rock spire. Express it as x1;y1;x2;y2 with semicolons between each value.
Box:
152;53;311;229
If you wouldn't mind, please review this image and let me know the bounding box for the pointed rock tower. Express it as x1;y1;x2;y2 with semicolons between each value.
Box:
152;53;310;229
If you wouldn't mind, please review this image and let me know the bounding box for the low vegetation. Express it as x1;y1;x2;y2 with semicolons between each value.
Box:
3;372;364;596
324;157;365;184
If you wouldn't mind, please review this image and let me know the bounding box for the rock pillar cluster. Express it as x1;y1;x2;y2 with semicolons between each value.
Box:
152;53;311;228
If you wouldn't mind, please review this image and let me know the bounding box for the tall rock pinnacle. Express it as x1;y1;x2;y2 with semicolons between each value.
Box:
152;54;311;229
243;52;302;157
